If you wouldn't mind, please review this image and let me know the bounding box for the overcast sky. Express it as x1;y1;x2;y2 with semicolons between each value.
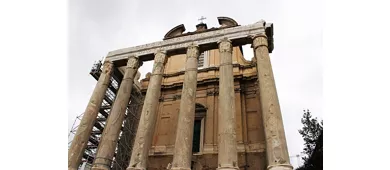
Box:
68;0;323;167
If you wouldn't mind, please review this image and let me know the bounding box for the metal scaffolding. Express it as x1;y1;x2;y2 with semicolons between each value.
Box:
68;60;144;170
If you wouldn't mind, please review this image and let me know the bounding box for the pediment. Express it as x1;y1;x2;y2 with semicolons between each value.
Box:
217;17;238;27
164;24;186;40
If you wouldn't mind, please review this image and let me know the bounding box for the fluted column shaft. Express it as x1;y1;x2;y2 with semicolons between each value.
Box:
217;38;239;170
127;51;167;170
252;34;292;170
171;44;200;170
68;61;114;170
92;56;141;170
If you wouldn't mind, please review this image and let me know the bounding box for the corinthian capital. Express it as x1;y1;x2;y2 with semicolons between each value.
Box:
126;56;140;69
218;37;232;53
186;43;199;58
154;49;167;64
102;60;114;74
251;34;268;50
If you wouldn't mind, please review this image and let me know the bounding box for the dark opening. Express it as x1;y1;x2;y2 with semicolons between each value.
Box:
198;52;205;68
192;119;201;153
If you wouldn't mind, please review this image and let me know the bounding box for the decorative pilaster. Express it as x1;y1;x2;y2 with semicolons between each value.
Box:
92;56;141;170
68;61;114;170
252;34;293;170
170;44;200;170
217;38;239;170
127;50;167;170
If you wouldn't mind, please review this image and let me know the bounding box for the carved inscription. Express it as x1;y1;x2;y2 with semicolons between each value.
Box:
106;20;269;61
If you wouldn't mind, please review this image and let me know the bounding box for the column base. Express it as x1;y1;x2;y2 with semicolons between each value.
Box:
91;165;110;170
126;167;146;170
216;167;239;170
267;164;294;170
170;167;191;170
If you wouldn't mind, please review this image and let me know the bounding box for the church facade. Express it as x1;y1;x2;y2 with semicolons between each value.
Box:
143;42;267;169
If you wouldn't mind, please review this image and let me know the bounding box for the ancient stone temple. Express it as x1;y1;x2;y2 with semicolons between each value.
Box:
68;17;292;170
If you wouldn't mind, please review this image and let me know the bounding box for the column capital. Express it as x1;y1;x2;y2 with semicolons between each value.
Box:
102;60;114;74
217;37;232;53
250;33;267;39
251;34;268;49
154;49;167;56
103;60;114;65
186;43;199;59
154;50;167;64
126;56;141;69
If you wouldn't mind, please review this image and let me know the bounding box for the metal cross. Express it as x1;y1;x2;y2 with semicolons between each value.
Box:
198;16;207;23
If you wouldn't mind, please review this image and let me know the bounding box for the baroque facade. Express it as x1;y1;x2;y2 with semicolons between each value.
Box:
143;42;267;170
68;17;292;170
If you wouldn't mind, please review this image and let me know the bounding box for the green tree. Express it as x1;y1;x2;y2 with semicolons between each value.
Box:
296;109;323;170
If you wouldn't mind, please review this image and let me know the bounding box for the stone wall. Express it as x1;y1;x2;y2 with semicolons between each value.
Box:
148;152;267;170
139;46;267;169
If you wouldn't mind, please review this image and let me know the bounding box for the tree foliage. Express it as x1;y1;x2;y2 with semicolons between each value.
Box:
296;109;323;170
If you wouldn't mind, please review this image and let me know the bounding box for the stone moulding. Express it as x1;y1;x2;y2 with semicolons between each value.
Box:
141;75;259;93
218;16;239;27
106;20;271;62
164;24;186;40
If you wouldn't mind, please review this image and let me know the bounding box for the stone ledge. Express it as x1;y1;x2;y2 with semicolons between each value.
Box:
147;143;265;156
106;20;268;62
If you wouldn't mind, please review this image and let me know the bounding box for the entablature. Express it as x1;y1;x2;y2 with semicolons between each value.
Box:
106;19;273;67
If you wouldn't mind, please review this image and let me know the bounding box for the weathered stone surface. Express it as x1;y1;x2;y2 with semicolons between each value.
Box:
133;42;269;169
252;34;292;170
267;165;294;170
127;51;167;170
106;21;268;62
69;18;294;170
218;16;239;27
217;38;239;170
164;24;186;40
68;61;114;170
170;44;199;170
91;56;140;170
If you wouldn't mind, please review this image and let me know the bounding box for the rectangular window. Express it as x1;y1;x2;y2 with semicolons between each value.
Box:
192;119;202;153
198;52;204;68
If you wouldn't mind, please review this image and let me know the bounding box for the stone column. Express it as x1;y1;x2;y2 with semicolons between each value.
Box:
252;34;293;170
217;38;239;170
171;44;200;170
68;61;114;170
92;56;141;170
127;50;167;170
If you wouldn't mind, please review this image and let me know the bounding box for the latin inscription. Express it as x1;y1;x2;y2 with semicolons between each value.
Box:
106;20;269;62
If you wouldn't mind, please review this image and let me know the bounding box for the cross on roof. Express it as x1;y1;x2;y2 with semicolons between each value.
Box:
198;16;207;24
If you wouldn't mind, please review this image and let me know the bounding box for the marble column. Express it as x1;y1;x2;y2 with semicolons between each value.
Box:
171;44;200;170
127;50;167;170
92;56;141;170
68;61;114;170
217;38;239;170
252;34;293;170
